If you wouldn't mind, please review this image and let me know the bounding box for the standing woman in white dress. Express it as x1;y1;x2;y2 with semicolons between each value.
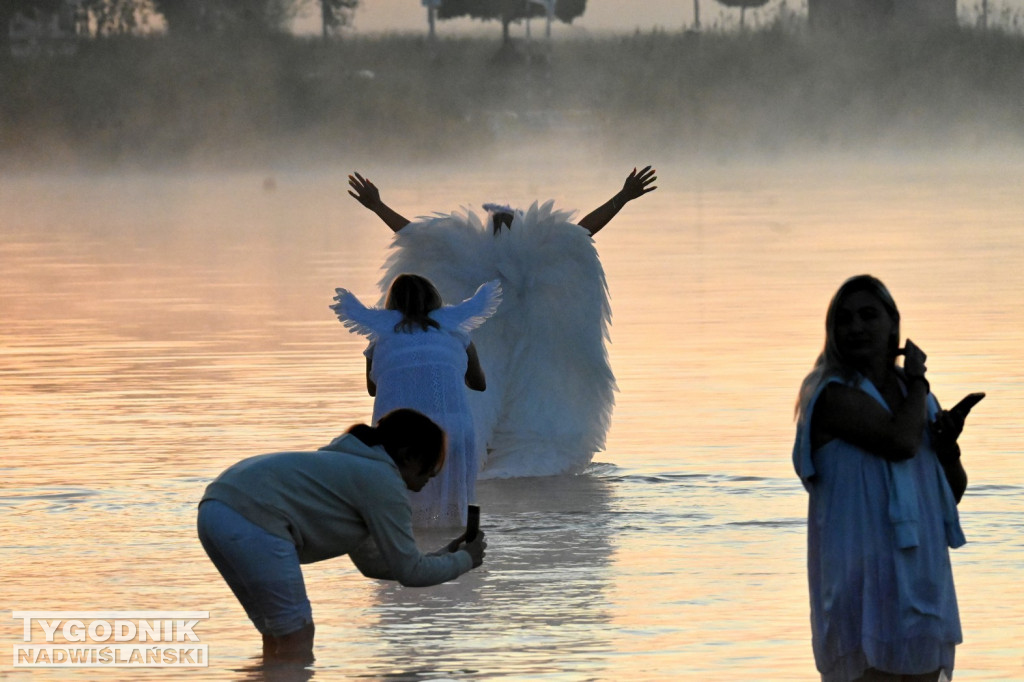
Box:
331;274;501;528
793;275;975;682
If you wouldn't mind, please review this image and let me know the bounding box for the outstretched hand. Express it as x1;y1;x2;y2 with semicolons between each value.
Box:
347;171;412;233
348;172;382;211
619;165;658;204
578;164;657;235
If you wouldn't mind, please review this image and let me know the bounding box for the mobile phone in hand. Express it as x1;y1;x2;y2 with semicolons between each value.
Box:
466;504;480;542
951;392;985;418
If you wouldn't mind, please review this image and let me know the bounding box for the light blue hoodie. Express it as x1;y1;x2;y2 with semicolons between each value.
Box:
202;434;472;587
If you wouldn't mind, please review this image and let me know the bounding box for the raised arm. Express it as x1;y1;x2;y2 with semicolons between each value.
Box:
813;379;930;461
810;341;931;461
348;172;412;233
366;355;377;397
577;165;658;236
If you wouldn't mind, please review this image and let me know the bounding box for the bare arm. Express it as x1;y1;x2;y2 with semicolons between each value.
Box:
930;408;970;503
464;342;486;392
577;165;658;236
810;341;931;461
349;172;411;233
366;355;376;397
812;380;930;461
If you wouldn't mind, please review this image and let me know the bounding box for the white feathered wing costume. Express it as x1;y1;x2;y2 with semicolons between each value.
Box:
378;200;616;479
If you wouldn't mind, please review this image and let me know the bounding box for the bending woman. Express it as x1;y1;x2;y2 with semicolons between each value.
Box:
331;274;501;527
198;409;487;663
793;275;977;682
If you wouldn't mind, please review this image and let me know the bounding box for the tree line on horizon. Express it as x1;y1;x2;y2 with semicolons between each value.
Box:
0;0;993;57
1;0;589;43
1;0;803;48
1;0;358;43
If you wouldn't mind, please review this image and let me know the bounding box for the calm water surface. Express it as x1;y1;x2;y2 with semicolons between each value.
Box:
2;156;1023;680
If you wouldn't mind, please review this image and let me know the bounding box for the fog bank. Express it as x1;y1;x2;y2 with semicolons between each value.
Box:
3;25;1024;170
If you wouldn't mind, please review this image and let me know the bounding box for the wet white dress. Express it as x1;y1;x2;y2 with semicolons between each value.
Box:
793;374;964;681
377;201;616;479
332;281;501;528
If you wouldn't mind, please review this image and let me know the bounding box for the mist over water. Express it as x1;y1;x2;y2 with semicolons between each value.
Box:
3;16;1024;681
3;22;1024;170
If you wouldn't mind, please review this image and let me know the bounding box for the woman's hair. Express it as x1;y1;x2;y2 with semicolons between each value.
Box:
384;274;443;332
347;409;447;476
794;274;901;423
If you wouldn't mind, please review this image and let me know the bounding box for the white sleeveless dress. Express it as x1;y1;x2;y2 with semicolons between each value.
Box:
377;201;616;479
332;281;502;528
793;374;964;681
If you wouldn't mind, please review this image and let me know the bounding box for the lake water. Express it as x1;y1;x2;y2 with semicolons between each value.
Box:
2;154;1023;680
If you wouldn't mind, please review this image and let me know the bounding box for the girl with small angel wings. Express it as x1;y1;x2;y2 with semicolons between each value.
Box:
331;274;501;528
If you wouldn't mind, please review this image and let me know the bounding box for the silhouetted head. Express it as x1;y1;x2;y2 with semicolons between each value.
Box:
483;203;517;235
347;409;447;491
824;274;901;369
385;273;442;332
795;274;901;423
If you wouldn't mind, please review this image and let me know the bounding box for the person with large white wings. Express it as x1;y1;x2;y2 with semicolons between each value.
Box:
346;167;656;479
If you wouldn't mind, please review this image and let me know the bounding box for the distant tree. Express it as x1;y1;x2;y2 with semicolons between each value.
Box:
1;0;64;51
714;0;770;28
438;0;586;45
81;0;155;36
318;0;358;39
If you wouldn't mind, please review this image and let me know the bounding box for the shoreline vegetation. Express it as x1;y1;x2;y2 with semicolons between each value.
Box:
3;21;1024;170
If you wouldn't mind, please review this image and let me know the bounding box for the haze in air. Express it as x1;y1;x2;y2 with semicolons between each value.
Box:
3;0;1024;169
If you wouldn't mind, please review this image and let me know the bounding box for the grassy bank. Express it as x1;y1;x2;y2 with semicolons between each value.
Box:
3;24;1024;169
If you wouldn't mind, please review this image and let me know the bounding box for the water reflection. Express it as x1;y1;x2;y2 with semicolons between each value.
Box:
233;659;316;682
3;161;1024;679
360;474;615;680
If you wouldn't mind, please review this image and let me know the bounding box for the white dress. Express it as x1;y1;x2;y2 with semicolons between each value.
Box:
793;375;964;681
332;281;502;528
377;201;616;479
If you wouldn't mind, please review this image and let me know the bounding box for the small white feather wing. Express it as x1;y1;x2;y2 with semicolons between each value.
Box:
431;279;503;333
330;288;402;339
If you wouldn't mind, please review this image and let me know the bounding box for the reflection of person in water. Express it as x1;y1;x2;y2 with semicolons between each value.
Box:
365;475;617;679
793;275;973;682
347;167;657;479
330;274;501;528
197;409;487;664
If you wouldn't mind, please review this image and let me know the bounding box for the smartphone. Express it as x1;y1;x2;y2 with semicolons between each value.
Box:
951;392;985;418
466;504;480;543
